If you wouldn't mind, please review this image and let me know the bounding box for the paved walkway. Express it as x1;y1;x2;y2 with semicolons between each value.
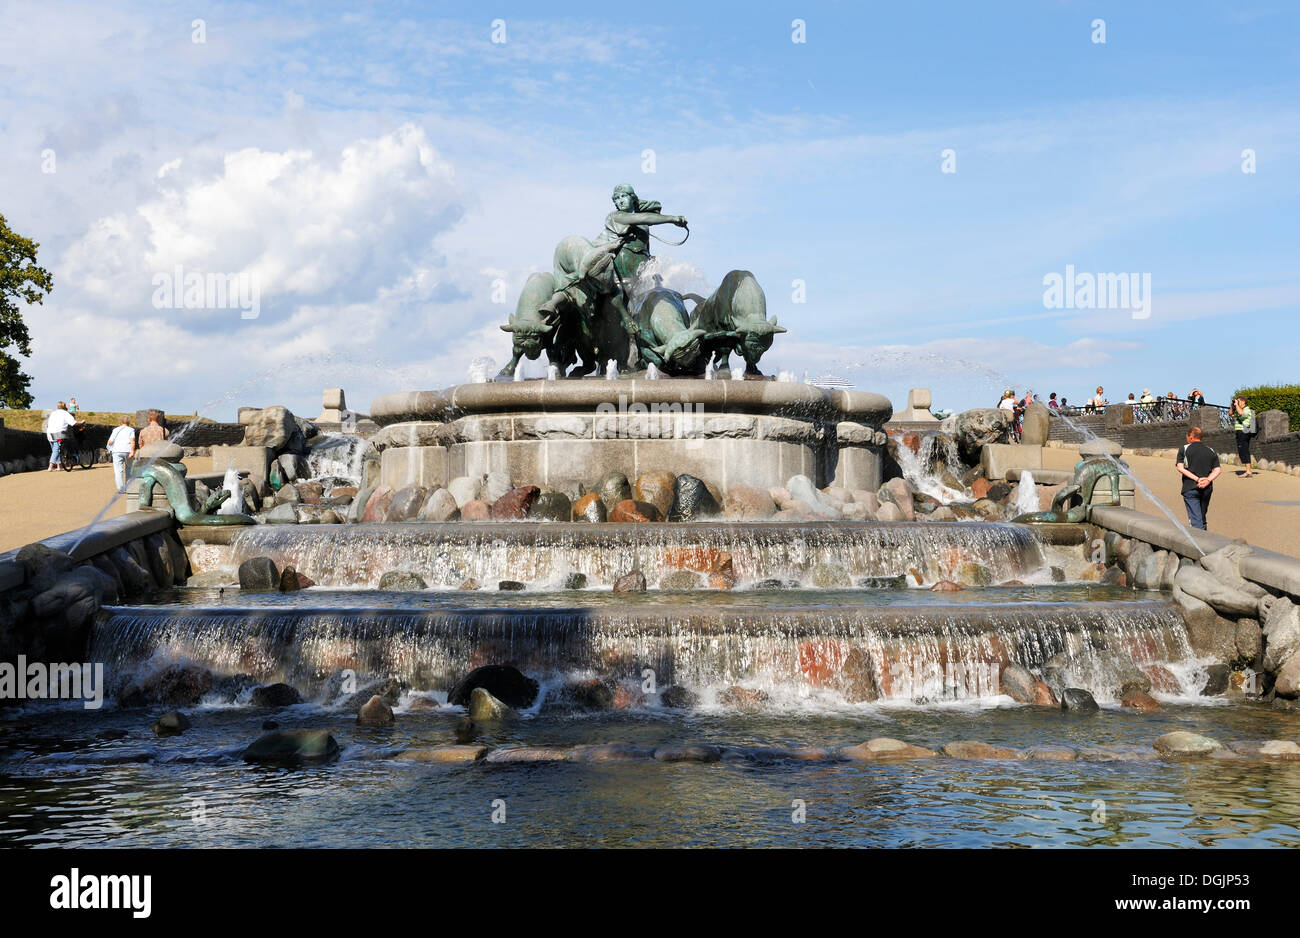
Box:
1043;447;1300;557
0;459;209;553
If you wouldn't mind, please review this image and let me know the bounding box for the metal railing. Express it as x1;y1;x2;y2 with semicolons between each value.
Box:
1057;398;1233;429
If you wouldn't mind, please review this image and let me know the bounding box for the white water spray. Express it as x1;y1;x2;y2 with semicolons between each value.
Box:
217;463;244;515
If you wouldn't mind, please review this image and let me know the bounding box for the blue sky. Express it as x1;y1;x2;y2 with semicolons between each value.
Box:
1;0;1296;419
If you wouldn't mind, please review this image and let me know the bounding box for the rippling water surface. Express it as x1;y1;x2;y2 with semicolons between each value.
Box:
3;701;1298;848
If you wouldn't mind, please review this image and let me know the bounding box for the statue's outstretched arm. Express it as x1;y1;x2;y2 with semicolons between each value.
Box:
609;211;687;227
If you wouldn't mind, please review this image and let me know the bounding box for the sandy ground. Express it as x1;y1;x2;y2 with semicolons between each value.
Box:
2;449;1298;558
1043;447;1300;556
0;458;211;553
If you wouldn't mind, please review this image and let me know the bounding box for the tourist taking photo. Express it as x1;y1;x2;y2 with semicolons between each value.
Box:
1231;397;1257;478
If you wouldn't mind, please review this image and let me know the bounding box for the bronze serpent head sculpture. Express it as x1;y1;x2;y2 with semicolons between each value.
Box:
1011;455;1123;524
137;460;256;526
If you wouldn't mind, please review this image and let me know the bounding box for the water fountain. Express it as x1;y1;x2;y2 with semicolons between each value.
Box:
5;187;1297;851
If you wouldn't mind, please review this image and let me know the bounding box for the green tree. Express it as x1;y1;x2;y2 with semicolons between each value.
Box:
0;213;52;409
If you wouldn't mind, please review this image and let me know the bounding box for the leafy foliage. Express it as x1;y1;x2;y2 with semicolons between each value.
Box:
0;213;53;409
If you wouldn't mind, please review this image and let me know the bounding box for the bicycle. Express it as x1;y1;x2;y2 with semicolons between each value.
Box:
57;423;97;471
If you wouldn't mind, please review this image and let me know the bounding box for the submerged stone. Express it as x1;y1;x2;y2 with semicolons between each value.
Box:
1060;688;1099;712
448;665;539;709
398;745;486;763
654;744;721;763
251;683;301;707
659;685;699;709
941;741;1024;760
1153;731;1222;756
841;737;937;761
467;687;512;721
238;556;279;591
358;695;396;726
152;710;191;736
379;570;428;591
243;729;340;764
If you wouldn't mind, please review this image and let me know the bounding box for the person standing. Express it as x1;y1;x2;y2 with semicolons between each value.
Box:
1047;392;1060;410
1230;396;1257;477
1176;426;1221;530
68;397;79;416
43;402;78;471
138;410;169;448
106;415;137;493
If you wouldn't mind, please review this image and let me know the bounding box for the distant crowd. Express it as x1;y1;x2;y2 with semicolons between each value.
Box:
995;386;1210;421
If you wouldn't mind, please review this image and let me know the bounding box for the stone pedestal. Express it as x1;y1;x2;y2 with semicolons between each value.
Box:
380;445;448;489
894;387;938;422
981;443;1043;481
370;379;892;494
211;445;272;487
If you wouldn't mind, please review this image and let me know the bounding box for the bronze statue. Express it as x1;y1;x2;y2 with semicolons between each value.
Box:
500;185;784;377
1013;456;1123;524
137;460;256;526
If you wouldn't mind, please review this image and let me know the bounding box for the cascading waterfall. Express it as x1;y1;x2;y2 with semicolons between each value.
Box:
896;433;966;502
215;521;1046;589
305;433;366;487
90;599;1199;706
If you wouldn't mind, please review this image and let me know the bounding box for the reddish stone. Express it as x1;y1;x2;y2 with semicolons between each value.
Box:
361;486;394;522
719;686;769;710
571;492;604;520
1143;664;1181;695
902;432;922;456
331;486;358;500
610;499;661;523
460;500;490;521
661;546;727;573
908;567;924;585
1031;680;1057;706
611;683;646;710
1121;688;1160;713
633;470;676;518
612;569;647;592
490;485;540;520
707;551;736;588
930;580;965;592
799;641;843;687
970;478;991;499
708;571;736;589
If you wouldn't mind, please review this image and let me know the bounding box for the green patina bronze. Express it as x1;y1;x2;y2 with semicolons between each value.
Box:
1013;456;1124;524
500;185;785;377
137;461;256;526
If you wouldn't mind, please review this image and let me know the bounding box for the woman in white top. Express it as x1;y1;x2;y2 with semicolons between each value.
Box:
106;415;137;492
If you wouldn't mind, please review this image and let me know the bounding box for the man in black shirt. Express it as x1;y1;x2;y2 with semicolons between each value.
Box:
1175;426;1221;530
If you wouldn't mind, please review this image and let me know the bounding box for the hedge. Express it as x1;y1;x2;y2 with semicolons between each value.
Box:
1234;384;1300;432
